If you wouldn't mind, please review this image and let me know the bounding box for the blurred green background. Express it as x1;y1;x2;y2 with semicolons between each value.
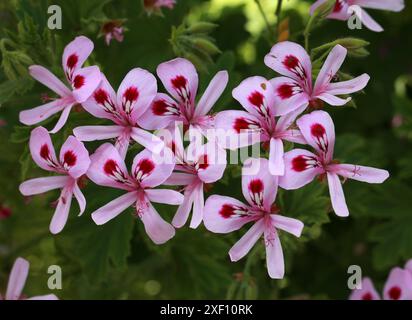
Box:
0;0;411;299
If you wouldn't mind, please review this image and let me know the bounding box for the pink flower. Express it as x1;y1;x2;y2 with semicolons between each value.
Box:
279;110;389;217
143;0;176;13
204;158;304;279
102;21;124;46
73;69;164;159
215;76;306;175
311;0;405;32
349;277;380;300
264;41;370;113
19;127;90;234
19;36;101;133
0;257;58;300
138;58;228;137
87;144;183;244
161;125;227;228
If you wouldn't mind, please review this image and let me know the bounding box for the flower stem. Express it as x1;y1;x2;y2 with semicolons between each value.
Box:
275;0;283;33
304;14;317;51
254;0;274;42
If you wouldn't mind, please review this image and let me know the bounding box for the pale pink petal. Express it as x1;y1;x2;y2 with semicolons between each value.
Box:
116;68;157;122
281;129;307;144
19;176;68;196
329;1;351;20
195;70;228;117
71;66;101;103
271;214;304;237
114;134;130;160
229;219;265;261
5;257;29;300
172;188;195;228
73;183;86;216
29;126;59;172
49;104;74;134
314;45;347;96
49;187;73;234
264;41;312;90
191;141;227;183
27;294;59;300
264;228;284;279
19;99;66;126
139;202;175;244
326;74;370;95
232;76;276;119
270;77;309;116
349;277;381;300
327;172;349;217
331;163;389;183
137;93;180;130
145;189;184;205
59;136;90;179
310;0;329;15
316;92;351;106
383;267;412;300
130;127;164;154
132;147;175;188
405;259;412;274
91;191;137;225
279;149;323;190
296;110;335;162
276;107;306;132
358;7;383;32
355;0;404;12
242;158;278;211
190;183;204;229
73;125;124;142
164;172;196;186
214;110;262;150
157;58;198;107
87;143;132;190
269;138;285;176
62;36;94;80
29;65;71;97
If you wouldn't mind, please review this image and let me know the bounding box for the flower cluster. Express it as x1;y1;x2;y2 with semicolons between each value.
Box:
17;34;389;283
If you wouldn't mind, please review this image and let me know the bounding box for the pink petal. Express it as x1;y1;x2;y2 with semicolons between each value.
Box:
49;187;73;234
132;147;175;188
172;188;195;228
130;127;164;154
242;158;278;211
214;110;262;150
116;68;157;123
316;92;351;106
357;7;383;32
279;149;323;190
190;183;204;229
383;267;412;300
73;183;86;216
405;259;412;274
297;110;335;162
203;195;256;233
91;191;137;225
232;76;275;119
229;219;265;262
157;58;198;107
29;126;59;172
27;294;59;300
87;143;132;190
349;277;381;300
62;36;94;81
310;0;329;15
331;163;389;183
195;70;228;117
137;93;180;130
329;1;351;20
276;107;306;133
5;257;29;300
269;138;285;176
73;125;124;142
145;189;184;205
49;104;74;134
164;172;196;186
271;214;304;237
270;77;309;116
313;45;347;96
327;172;349;217
326;74;370;95
264;228;284;279
59;136;90;179
19;99;66;126
115;134;130;160
139;202;175;244
19;176;68;196
71;66;101;103
264;41;312;90
281;129;307;144
29;65;71;97
356;0;404;12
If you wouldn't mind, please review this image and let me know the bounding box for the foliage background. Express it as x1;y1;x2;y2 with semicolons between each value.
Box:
0;0;411;299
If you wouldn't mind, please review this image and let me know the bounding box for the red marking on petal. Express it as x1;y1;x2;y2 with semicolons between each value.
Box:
333;0;343;13
104;159;118;175
249;179;263;194
63;150;77;167
292;156;307;172
248;91;264;107
124;87;139;102
152;100;168;115
170;141;177;155
171;75;187;89
310;123;326;138
388;286;401;300
94;89;109;105
197;154;209;170
362;293;373;300
219;204;235;219
234;118;250;133
67;54;78;70
137;158;155;175
40;144;50;159
283;55;299;70
277;84;294;99
73;75;85;89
